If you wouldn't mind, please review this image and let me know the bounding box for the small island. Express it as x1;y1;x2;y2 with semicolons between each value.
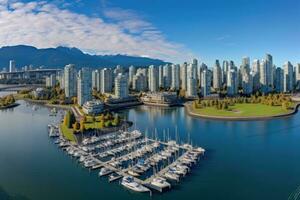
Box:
0;95;19;110
187;94;298;120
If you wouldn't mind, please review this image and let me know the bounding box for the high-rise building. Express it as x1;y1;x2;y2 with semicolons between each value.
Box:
295;63;300;88
266;54;274;88
115;73;128;99
101;68;113;93
201;70;211;97
275;67;284;93
64;64;77;98
198;63;208;87
9;60;16;72
158;65;164;89
187;77;197;97
132;73;147;92
180;62;188;90
171;64;180;90
283;61;294;92
45;74;56;88
148;65;158;92
128;66;136;87
213;59;222;89
242;72;253;95
222;60;230;84
92;70;101;91
227;69;238;96
57;71;64;89
163;64;172;88
77;68;92;106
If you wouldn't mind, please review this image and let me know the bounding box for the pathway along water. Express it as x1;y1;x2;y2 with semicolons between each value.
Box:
1;97;300;200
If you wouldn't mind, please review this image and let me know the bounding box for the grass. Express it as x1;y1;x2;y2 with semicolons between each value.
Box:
192;103;292;117
60;123;76;142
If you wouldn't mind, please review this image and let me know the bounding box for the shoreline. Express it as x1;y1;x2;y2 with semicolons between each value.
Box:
185;102;300;121
0;102;20;110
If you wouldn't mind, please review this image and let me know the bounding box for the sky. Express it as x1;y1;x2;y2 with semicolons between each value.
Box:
0;0;299;67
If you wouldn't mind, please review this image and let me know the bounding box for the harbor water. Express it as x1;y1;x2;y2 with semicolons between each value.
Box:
1;98;300;200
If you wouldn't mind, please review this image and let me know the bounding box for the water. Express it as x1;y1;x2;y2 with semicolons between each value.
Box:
1;97;300;200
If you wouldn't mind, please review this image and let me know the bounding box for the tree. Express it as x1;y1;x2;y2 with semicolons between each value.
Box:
113;116;121;126
80;120;85;132
73;122;80;131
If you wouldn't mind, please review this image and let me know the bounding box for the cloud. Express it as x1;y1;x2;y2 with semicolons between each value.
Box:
0;0;191;62
215;34;231;41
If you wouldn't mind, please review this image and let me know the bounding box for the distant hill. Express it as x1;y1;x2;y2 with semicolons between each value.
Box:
0;45;168;69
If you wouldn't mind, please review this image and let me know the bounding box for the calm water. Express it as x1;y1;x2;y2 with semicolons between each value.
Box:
1;97;300;200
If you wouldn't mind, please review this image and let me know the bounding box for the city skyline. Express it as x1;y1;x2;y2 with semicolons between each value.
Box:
0;0;299;66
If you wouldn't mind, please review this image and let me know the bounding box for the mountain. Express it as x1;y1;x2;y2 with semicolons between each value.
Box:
0;45;168;69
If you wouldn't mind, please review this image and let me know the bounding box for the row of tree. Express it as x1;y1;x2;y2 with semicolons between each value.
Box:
193;93;294;111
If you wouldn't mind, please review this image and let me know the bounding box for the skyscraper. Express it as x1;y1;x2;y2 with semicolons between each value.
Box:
227;69;238;96
101;68;113;93
283;61;294;92
148;65;158;92
64;64;77;98
115;73;128;99
187;77;197;97
180;62;188;90
158;65;164;89
128;66;136;87
213;59;222;89
9;60;16;72
201;70;211;97
132;73;147;92
171;64;180;90
242;72;253;95
77;68;92;106
265;54;274;88
275;67;284;93
92;70;101;91
295;63;300;88
163;64;172;88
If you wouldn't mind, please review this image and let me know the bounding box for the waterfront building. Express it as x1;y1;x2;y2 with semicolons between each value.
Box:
180;62;188;90
242;72;253;95
171;64;180;90
45;74;56;87
283;61;294;92
163;64;172;88
275;67;284;93
128;66;136;87
77;68;92;106
64;64;77;98
92;70;101;91
187;77;197;97
141;92;178;106
57;71;64;89
149;65;158;92
222;60;230;84
213;59;222;90
82;100;104;115
101;68;113;93
158;65;164;89
295;63;300;88
200;70;211;97
132;73;147;92
227;69;238;96
266;54;274;88
198;62;208;86
115;73;128;99
9;60;16;72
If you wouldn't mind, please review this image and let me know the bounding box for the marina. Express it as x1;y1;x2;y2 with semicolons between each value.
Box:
50;124;205;195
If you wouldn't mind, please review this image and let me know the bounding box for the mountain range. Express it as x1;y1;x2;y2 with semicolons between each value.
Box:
0;45;168;69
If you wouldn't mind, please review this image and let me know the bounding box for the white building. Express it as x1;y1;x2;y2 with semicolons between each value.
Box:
64;64;77;98
242;72;253;95
171;64;180;90
132;73;147;92
101;68;113;93
82;100;104;115
9;60;16;72
45;74;56;87
128;66;136;87
180;62;188;90
77;68;92;106
92;70;101;91
283;61;294;92
295;63;300;88
158;65;164;88
148;65;158;92
163;64;172;88
213;59;222;89
115;73;128;99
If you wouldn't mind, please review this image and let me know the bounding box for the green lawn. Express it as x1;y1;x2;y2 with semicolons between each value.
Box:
192;103;292;117
60;123;76;142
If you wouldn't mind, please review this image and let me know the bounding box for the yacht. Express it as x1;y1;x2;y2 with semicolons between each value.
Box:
128;170;140;177
151;177;171;189
164;171;180;182
121;176;150;193
99;167;113;177
108;173;122;182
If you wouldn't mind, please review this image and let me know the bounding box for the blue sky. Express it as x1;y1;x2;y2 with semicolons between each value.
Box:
0;0;299;67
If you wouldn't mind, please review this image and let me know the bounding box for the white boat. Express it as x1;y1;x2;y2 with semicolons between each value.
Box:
121;176;150;193
99;167;112;177
164;171;180;182
151;177;171;189
128;170;140;177
108;173;122;182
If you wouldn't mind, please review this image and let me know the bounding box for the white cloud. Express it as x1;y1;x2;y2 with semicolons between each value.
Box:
0;0;192;62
